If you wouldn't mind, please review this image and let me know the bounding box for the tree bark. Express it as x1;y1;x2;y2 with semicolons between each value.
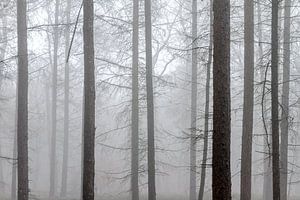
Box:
17;0;29;199
82;0;95;199
271;0;280;199
198;1;212;199
61;0;71;197
280;0;291;199
212;0;231;199
131;0;139;199
144;0;156;199
190;0;198;199
240;0;254;199
50;0;60;198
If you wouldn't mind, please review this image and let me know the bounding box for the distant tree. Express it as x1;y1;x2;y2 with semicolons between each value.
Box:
17;0;29;199
145;0;156;199
82;0;96;199
212;0;231;199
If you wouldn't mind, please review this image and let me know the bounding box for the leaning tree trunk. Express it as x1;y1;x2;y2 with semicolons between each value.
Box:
144;0;156;199
82;0;96;199
17;0;29;199
271;0;280;199
240;0;254;199
131;0;139;199
198;1;213;199
190;0;198;200
50;0;60;198
280;0;291;199
212;0;231;199
61;0;71;197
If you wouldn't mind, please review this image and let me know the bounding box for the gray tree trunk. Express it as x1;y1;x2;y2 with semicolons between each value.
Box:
240;0;254;199
280;0;291;199
50;0;60;198
271;0;280;199
190;0;198;200
144;0;156;199
198;1;212;199
82;0;95;199
17;0;29;199
131;0;139;199
212;0;231;199
61;0;71;197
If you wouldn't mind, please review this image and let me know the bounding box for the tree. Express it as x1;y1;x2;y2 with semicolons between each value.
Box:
17;0;29;199
198;0;213;199
131;0;139;199
240;0;254;199
145;0;156;199
61;0;71;197
280;0;291;199
50;0;60;198
190;0;198;199
82;0;95;199
212;0;231;199
271;0;280;199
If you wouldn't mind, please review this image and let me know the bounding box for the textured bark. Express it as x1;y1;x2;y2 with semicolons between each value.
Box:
240;0;254;199
144;0;156;199
131;0;139;199
17;0;29;199
280;0;291;199
61;0;71;197
212;0;231;199
271;0;280;199
190;0;198;200
50;0;60;198
82;0;95;199
198;1;212;199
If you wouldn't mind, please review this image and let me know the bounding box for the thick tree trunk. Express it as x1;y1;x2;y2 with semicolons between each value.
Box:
131;0;139;199
240;0;254;199
190;0;198;200
17;0;29;199
212;0;231;199
144;0;156;199
61;0;71;197
280;0;291;199
82;0;95;199
198;1;213;199
271;0;280;199
50;0;59;198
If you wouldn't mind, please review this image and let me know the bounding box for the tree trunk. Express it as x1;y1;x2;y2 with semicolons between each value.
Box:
198;1;212;199
82;0;95;199
190;0;198;199
61;0;71;197
212;0;231;199
17;0;29;199
271;0;280;199
280;0;291;199
240;0;254;199
131;0;139;199
144;0;156;199
50;0;60;198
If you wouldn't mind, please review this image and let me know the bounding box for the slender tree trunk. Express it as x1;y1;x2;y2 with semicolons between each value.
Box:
82;0;95;199
11;128;17;200
198;1;213;199
50;0;60;198
190;0;198;199
280;0;291;199
212;0;231;199
240;0;254;199
17;0;29;199
61;0;71;197
271;0;280;199
131;0;139;199
144;0;156;199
